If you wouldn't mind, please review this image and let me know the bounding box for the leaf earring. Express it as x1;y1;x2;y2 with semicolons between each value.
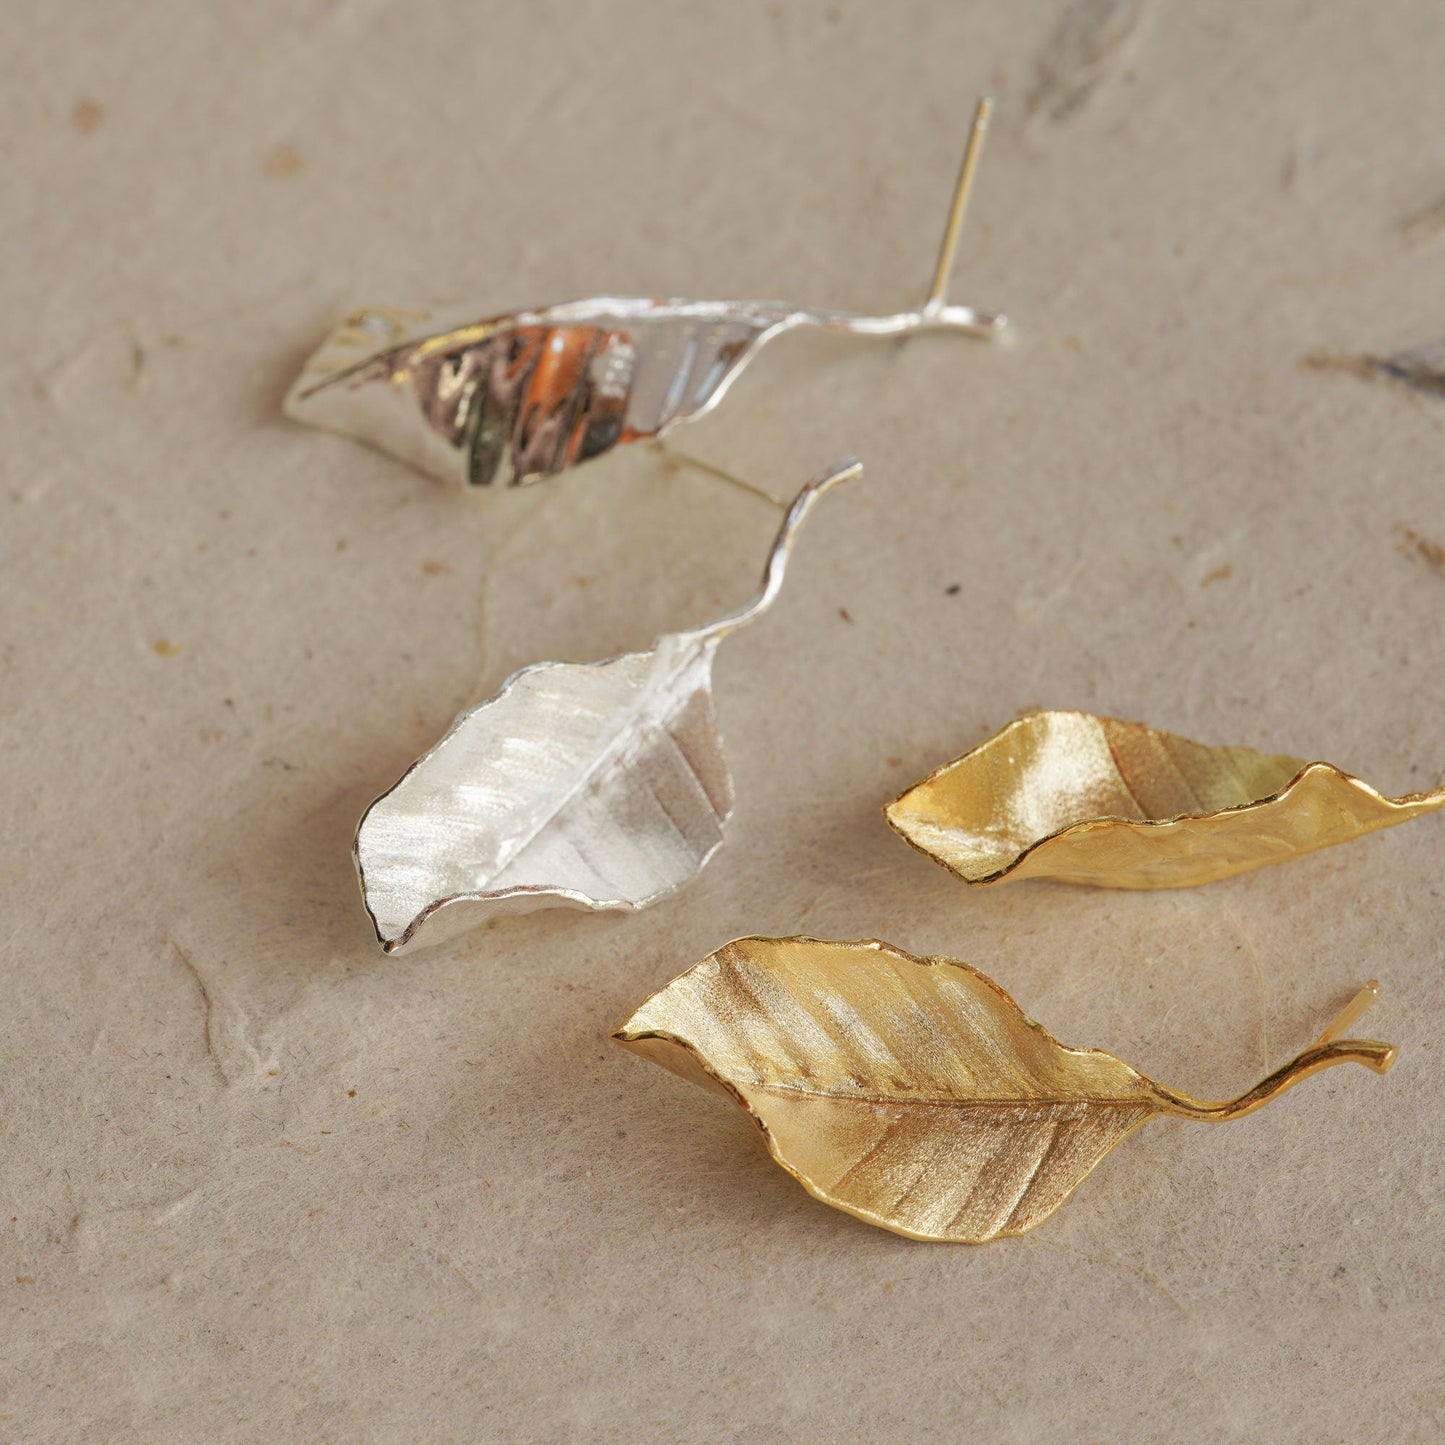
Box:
356;459;860;953
284;101;1005;491
615;936;1396;1243
885;710;1445;889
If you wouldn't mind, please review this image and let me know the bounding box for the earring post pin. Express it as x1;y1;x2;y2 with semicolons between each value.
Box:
1315;980;1382;1046
649;440;786;509
925;96;994;317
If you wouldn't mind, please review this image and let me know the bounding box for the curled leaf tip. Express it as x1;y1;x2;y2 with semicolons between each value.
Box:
697;458;860;641
886;710;1445;890
615;936;1394;1242
1157;1036;1399;1124
1363;1041;1400;1075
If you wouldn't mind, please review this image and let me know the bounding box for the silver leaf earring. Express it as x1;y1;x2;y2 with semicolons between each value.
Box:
285;101;1004;492
356;458;859;954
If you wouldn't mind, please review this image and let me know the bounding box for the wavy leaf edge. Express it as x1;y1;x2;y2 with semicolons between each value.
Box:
614;935;1397;1243
885;710;1445;888
353;653;684;954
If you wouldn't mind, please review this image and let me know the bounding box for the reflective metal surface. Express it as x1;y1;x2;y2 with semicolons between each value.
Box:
285;103;1004;489
886;710;1445;888
616;936;1396;1243
354;460;860;953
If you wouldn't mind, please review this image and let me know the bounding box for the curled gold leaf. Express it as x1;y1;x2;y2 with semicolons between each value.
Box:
615;936;1396;1243
885;710;1445;889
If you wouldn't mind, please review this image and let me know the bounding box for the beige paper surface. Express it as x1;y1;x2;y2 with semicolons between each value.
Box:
3;2;1443;1439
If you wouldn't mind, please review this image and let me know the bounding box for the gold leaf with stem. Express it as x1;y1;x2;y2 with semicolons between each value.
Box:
614;936;1396;1243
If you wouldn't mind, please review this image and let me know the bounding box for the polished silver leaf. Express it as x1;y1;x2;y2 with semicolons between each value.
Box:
354;459;861;953
283;107;1005;491
284;297;999;490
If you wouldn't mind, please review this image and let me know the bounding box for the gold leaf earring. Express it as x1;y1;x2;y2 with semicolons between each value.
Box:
614;935;1395;1243
285;101;1005;491
885;710;1445;889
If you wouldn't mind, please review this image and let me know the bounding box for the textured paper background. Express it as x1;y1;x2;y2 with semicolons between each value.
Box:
3;2;1444;1439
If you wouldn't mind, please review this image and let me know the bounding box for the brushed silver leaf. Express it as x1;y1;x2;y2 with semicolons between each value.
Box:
354;459;861;953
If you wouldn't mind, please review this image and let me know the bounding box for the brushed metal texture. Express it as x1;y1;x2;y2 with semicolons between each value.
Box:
617;937;1396;1242
355;459;861;952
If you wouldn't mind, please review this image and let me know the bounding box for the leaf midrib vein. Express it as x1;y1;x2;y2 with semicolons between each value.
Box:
489;640;713;882
747;1079;1151;1111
